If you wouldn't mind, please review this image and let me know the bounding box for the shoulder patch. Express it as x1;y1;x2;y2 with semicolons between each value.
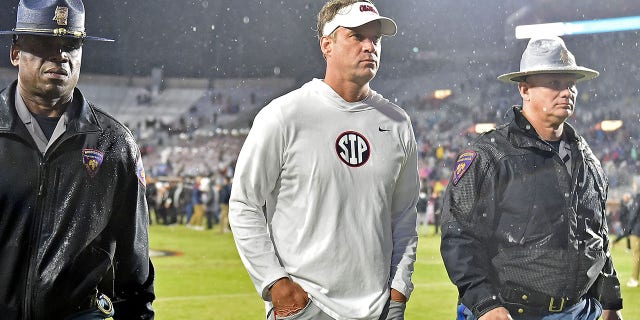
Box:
452;150;477;185
136;156;146;187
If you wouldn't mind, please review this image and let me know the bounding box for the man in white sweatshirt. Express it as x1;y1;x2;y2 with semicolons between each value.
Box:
229;1;419;319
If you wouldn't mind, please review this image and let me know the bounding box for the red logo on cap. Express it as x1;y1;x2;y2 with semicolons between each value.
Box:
360;5;378;14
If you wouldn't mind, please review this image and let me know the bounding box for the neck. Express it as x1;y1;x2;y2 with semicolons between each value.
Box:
18;91;71;118
323;71;371;102
522;106;564;141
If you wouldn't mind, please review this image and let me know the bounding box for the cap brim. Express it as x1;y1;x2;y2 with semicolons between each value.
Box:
0;30;114;42
379;17;397;36
324;14;397;36
84;35;115;42
341;17;397;36
497;67;599;83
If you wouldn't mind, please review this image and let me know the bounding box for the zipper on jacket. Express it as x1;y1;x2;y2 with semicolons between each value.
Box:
24;159;47;319
22;132;84;319
19;117;92;318
566;149;584;297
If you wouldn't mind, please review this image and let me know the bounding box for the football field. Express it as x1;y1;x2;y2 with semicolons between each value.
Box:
148;224;639;319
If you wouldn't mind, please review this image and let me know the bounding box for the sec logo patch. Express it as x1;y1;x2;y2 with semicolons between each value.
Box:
335;131;370;167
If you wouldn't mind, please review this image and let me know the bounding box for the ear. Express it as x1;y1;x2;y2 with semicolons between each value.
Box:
10;44;20;67
320;36;333;59
518;81;530;102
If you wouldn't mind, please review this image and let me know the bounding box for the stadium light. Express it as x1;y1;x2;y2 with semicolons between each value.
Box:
515;15;640;39
432;89;453;100
598;120;623;132
473;123;496;134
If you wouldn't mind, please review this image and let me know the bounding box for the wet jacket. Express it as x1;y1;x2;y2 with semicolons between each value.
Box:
440;106;622;317
0;82;155;319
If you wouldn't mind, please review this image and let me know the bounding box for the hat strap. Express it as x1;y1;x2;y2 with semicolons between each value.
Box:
13;27;86;38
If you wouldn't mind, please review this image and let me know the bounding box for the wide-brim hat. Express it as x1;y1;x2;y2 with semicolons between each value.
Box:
322;1;397;37
0;0;113;42
497;36;598;83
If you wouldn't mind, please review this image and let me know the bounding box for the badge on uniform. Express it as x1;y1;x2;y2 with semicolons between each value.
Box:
136;156;146;187
452;150;477;185
53;6;69;26
82;149;104;177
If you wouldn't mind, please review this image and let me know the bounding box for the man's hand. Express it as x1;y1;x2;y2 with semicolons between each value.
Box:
269;278;309;317
601;309;623;320
390;289;407;303
478;307;513;320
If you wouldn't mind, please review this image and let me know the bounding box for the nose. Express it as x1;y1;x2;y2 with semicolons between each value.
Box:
46;39;75;61
560;85;576;99
362;38;377;54
54;44;68;55
49;47;70;63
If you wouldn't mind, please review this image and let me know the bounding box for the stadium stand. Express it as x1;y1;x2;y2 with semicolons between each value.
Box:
1;29;638;214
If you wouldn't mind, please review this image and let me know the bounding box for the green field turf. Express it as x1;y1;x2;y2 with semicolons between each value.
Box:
147;224;640;319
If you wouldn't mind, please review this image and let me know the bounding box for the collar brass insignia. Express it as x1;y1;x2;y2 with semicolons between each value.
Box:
53;6;69;26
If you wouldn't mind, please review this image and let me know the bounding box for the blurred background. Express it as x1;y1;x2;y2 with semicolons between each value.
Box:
2;1;640;317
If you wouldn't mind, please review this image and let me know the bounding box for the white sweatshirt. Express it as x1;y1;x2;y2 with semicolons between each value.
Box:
229;79;419;320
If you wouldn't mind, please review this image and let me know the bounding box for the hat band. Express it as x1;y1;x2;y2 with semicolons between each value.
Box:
13;27;86;38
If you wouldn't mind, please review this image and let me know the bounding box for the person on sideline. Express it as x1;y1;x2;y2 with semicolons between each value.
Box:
219;175;232;233
187;175;206;230
622;193;640;288
229;1;419;319
0;0;155;319
612;192;635;250
440;36;623;320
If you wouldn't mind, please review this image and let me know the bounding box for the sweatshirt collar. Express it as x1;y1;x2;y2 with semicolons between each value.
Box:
312;78;375;112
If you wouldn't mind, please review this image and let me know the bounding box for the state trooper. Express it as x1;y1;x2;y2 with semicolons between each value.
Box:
440;36;624;320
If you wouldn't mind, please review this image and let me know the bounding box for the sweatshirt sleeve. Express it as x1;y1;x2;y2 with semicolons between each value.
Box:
389;119;419;299
229;106;290;301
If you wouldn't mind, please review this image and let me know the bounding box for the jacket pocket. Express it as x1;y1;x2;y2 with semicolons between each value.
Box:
64;244;115;303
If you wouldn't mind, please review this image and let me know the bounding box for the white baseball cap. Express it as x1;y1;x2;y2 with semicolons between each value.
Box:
322;1;397;36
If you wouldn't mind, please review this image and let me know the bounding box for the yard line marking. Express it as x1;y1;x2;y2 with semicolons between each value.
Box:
155;293;256;302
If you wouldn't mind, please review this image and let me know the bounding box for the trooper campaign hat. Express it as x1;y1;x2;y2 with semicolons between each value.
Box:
0;0;113;41
497;36;598;83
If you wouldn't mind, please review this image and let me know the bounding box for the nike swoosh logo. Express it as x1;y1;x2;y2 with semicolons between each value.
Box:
379;127;390;132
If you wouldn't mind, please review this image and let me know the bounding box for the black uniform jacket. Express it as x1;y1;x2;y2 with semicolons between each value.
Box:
440;106;622;317
0;82;155;319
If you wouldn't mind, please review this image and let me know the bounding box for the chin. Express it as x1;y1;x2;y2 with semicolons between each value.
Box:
42;86;73;100
363;70;377;81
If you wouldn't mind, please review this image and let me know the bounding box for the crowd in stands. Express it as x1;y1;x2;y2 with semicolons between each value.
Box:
137;32;640;231
3;32;634;232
